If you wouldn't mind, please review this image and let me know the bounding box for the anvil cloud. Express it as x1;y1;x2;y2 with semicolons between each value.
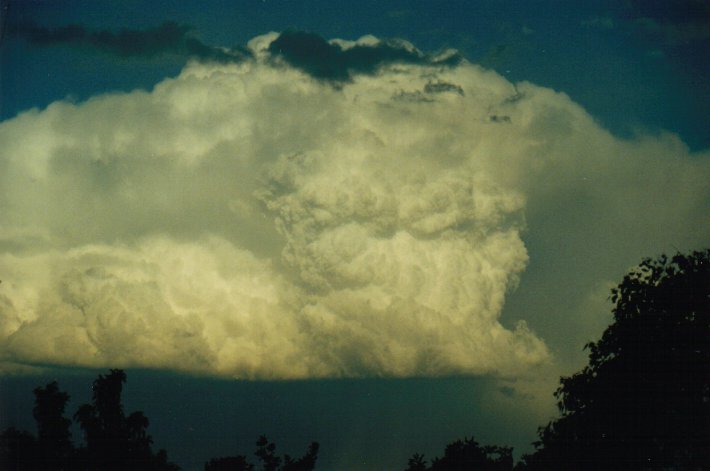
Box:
1;32;708;379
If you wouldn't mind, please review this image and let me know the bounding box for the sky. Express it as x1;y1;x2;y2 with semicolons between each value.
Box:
0;1;709;470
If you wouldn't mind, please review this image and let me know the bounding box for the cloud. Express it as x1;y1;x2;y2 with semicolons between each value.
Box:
0;32;708;380
267;30;462;81
626;0;710;44
13;21;252;63
634;16;710;44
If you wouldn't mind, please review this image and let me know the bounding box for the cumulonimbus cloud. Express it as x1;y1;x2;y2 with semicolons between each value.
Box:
0;32;708;379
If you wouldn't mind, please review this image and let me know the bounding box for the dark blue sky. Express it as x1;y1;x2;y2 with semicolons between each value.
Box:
1;2;708;470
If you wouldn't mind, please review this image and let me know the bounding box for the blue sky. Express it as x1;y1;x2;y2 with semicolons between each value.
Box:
1;1;709;470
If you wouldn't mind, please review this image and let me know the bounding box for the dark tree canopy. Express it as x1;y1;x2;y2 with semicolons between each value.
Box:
0;381;76;471
2;369;318;471
404;437;513;471
33;381;74;467
280;441;319;471
73;369;178;471
0;427;39;471
406;453;428;471
204;455;254;471
521;249;710;470
205;435;319;471
1;369;179;471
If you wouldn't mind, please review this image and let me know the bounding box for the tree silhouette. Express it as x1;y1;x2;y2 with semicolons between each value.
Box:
0;427;39;471
204;455;254;471
33;381;74;469
280;440;319;471
404;437;513;471
204;435;319;471
1;369;321;471
0;381;75;471
73;369;178;471
520;250;710;470
255;435;281;471
405;453;428;471
0;369;179;471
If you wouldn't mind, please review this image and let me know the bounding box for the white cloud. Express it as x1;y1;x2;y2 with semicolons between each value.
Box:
0;33;708;380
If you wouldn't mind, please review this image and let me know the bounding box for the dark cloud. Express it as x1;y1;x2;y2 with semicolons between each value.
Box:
424;80;464;95
629;0;710;25
392;90;434;103
488;115;511;123
267;30;462;82
626;0;710;44
392;80;465;103
14;21;251;63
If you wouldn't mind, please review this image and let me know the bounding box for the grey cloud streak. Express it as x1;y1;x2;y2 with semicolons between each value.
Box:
14;21;252;63
627;0;710;44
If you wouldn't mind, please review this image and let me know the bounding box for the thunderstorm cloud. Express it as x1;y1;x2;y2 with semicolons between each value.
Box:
1;32;708;379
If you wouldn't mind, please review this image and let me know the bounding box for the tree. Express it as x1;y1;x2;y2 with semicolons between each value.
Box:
255;435;281;471
0;381;74;471
204;455;254;471
404;437;513;471
521;250;710;470
73;369;179;471
0;427;38;471
33;381;74;469
280;441;319;471
204;436;319;471
405;453;428;471
0;370;178;471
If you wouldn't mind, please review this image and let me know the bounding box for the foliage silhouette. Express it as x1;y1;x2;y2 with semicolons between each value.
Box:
255;435;281;471
0;427;39;471
73;369;178;471
520;249;710;470
205;435;319;471
0;381;75;471
1;369;318;471
0;369;179;471
405;453;428;471
204;455;254;471
34;381;74;469
404;436;513;471
279;440;319;471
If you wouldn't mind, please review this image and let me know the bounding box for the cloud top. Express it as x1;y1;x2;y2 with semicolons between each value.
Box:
268;30;462;81
0;32;708;380
14;23;463;77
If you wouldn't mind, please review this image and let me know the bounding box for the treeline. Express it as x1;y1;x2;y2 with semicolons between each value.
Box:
2;250;709;470
0;369;318;471
1;369;179;471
